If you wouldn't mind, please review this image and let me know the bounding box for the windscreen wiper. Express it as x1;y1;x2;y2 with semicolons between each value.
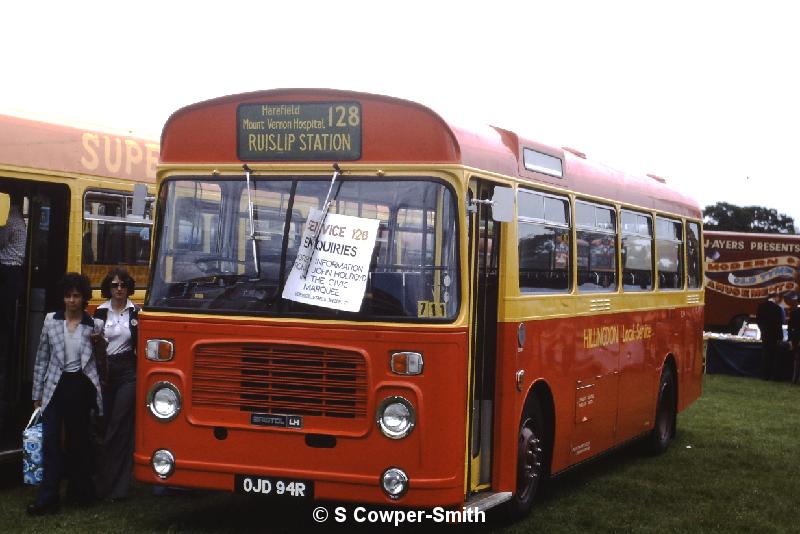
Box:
302;163;342;278
243;164;260;278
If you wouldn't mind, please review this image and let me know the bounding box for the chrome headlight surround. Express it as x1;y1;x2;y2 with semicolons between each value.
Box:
390;351;424;375
151;449;175;479
147;381;182;422
381;467;409;499
146;339;174;362
376;396;416;439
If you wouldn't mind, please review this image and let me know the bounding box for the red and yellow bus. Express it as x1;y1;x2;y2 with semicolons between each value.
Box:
0;113;158;457
704;230;800;332
135;89;704;516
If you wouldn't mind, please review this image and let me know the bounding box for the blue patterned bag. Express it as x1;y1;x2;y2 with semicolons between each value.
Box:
23;408;43;485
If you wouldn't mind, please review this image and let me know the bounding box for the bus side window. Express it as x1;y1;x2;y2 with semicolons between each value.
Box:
82;189;154;288
518;189;571;294
686;221;702;288
656;217;684;290
576;200;617;293
621;210;653;292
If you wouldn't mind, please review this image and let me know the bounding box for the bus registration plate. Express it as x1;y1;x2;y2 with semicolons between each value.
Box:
234;474;313;499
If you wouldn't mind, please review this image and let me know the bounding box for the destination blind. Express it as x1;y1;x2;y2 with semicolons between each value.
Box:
238;102;362;161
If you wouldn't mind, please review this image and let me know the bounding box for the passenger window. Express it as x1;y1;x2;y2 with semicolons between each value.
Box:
518;190;570;293
656;217;684;290
621;210;653;291
82;189;154;288
577;201;617;292
686;222;702;288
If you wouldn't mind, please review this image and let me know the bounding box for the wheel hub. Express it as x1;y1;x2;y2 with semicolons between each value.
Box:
517;421;543;496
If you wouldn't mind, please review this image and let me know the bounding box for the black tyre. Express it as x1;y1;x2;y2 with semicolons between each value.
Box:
647;365;676;455
508;396;549;519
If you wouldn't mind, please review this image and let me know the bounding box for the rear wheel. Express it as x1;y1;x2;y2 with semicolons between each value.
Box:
647;365;676;455
508;396;548;518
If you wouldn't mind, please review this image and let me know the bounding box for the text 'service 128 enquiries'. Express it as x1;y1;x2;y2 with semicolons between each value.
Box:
282;208;379;312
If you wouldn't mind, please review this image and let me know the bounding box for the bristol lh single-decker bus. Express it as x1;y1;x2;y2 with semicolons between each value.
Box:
135;89;704;516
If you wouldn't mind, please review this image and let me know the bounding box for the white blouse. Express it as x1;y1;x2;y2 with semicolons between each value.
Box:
101;300;135;356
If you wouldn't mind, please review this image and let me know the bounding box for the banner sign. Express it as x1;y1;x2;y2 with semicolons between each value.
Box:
706;254;799;273
282;208;379;312
705;279;798;299
727;266;796;287
705;254;799;299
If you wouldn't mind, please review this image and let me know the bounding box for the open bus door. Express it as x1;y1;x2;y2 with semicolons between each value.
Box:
0;179;68;458
466;178;502;497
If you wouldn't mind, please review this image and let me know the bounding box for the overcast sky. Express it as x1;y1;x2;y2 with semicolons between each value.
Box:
2;1;798;227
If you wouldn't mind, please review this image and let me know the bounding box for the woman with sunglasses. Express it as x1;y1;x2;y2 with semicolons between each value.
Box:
93;267;139;502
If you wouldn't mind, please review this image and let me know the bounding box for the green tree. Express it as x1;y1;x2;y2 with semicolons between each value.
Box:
703;202;796;234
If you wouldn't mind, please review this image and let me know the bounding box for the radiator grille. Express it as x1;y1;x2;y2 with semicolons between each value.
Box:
192;343;368;419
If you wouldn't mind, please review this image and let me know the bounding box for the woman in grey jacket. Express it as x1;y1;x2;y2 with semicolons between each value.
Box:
27;273;104;516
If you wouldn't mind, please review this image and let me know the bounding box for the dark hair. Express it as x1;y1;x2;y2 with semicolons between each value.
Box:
100;267;136;298
61;272;92;307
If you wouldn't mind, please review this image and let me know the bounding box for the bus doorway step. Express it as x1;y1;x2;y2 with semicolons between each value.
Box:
464;491;512;513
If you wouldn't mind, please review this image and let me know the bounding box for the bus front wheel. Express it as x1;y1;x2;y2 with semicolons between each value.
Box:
647;365;676;455
509;396;548;518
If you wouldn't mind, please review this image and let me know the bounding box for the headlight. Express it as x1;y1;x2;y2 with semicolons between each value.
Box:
381;467;408;499
376;396;415;439
152;449;175;479
147;381;181;421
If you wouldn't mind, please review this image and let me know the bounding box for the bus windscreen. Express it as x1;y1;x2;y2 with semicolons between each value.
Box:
148;176;459;320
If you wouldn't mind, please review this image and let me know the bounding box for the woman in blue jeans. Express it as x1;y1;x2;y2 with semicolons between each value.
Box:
28;273;104;515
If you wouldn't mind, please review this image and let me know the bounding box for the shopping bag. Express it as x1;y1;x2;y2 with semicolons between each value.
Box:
22;407;43;485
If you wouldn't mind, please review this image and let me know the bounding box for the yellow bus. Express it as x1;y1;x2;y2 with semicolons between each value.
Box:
0;112;158;458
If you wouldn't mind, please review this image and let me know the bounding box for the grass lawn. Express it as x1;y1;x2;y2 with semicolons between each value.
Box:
1;374;798;533
506;374;800;533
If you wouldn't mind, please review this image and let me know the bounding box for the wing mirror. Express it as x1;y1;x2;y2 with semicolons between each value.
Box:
490;186;514;222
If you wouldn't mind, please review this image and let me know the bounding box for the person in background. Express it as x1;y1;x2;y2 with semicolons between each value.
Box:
756;291;785;381
0;193;27;431
94;268;139;502
788;296;800;384
27;273;104;515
